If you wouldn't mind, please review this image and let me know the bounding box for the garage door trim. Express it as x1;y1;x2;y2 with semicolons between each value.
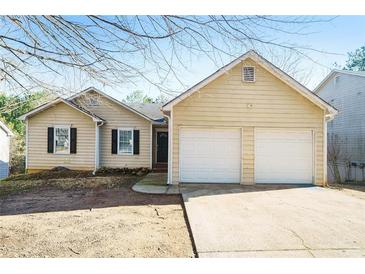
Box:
178;126;243;184
254;127;315;184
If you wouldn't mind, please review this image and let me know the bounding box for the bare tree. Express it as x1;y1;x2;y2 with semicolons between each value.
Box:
0;15;336;113
328;134;349;184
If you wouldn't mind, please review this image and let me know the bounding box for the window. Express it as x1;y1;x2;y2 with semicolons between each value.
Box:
118;129;133;155
54;126;70;154
242;66;255;82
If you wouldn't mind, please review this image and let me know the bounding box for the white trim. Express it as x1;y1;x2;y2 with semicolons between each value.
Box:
170;109;174;184
323;113;328;186
18;98;103;122
312;129;316;184
155;127;168;164
95;123;100;170
254;127;315;185
69;87;154;122
149;123;153;169
162;50;337;116
0;120;14;136
25;119;28;170
117;127;134;156
314;69;365;94
54;125;71;155
164;109;173;185
178;126;242;184
240;127;244;184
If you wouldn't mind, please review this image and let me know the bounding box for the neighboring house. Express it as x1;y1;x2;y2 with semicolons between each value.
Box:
20;50;337;186
314;69;365;182
0;119;14;179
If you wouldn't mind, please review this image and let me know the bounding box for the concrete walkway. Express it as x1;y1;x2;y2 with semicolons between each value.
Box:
181;184;365;258
132;173;180;194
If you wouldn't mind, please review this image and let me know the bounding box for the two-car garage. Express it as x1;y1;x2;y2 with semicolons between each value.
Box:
179;127;313;184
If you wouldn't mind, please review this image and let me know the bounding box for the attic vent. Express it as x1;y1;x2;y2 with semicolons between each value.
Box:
242;66;255;82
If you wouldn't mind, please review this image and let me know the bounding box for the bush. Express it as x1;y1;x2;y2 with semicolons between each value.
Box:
9;134;26;175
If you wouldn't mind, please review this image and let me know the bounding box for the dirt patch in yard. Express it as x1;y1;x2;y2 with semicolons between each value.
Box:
329;183;365;200
0;176;195;258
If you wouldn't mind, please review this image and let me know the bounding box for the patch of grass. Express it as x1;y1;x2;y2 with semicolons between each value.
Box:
3;170;94;182
0;169;148;198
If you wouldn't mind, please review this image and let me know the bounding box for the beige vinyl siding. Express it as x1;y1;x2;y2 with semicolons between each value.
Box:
172;58;325;185
75;92;151;168
27;102;96;170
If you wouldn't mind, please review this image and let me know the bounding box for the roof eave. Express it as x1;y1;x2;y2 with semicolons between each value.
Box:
69;87;154;122
163;50;337;115
0;121;14;136
18;98;105;122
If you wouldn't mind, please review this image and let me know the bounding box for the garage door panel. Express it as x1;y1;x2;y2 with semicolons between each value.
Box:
255;129;313;184
180;128;241;183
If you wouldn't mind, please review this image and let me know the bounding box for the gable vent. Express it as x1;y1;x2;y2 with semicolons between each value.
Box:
242;66;255;82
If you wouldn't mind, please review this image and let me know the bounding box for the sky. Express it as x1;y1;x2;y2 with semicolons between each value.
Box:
103;15;365;102
2;16;365;102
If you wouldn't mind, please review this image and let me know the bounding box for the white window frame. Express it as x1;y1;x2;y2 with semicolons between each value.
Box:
118;128;134;155
242;66;256;82
54;125;71;155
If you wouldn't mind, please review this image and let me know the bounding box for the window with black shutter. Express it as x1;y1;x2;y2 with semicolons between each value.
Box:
70;128;77;154
133;130;140;155
111;129;118;154
47;127;54;153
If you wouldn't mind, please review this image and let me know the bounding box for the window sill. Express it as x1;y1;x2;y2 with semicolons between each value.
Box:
117;153;134;156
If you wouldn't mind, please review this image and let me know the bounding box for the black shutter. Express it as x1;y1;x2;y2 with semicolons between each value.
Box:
111;129;118;154
133;130;140;155
47;127;54;153
70;128;77;154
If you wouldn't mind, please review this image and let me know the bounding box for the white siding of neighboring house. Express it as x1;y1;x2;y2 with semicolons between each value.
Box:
317;73;365;181
0;127;10;179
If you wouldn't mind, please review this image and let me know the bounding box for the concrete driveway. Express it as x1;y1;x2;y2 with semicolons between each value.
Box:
181;184;365;257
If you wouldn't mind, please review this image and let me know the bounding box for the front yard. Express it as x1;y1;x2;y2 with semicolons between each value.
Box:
0;172;195;258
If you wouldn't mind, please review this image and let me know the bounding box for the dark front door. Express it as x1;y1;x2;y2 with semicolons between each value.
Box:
157;131;168;163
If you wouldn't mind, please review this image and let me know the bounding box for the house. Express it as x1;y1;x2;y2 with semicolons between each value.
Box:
314;69;365;182
20;50;337;186
19;89;167;174
0;119;14;179
162;50;337;185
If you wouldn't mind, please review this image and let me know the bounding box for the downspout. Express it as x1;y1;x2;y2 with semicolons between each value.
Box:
25;118;29;172
93;121;104;175
323;112;336;186
323;112;327;186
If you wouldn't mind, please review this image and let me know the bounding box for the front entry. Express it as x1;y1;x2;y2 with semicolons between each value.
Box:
157;131;168;163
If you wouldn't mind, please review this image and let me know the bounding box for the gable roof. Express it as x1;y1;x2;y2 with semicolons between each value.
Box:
18;97;105;122
0;119;14;136
314;69;365;94
69;87;156;122
162;50;338;116
129;103;164;121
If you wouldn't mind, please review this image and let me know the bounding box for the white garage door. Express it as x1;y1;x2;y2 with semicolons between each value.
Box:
179;128;241;183
255;129;313;184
